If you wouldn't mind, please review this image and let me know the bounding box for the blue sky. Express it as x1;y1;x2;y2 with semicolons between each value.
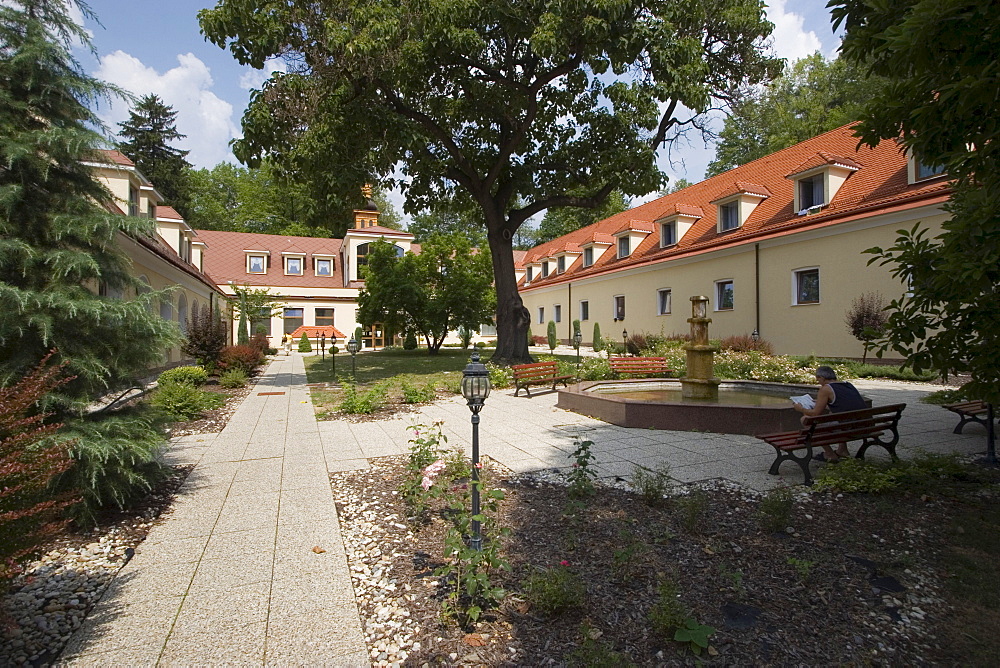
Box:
76;0;842;219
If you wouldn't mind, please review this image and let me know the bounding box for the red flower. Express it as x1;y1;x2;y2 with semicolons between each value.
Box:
560;560;570;567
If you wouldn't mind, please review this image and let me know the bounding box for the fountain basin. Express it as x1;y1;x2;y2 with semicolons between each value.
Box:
557;379;868;435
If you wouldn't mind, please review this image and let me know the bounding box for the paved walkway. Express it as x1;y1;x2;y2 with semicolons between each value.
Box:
62;355;989;666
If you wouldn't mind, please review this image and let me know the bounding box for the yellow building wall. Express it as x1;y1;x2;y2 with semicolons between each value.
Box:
520;206;949;358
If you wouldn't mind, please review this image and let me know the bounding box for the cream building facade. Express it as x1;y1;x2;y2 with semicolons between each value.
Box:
516;126;951;359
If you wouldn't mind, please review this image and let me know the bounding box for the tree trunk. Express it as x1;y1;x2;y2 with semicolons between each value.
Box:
487;225;532;366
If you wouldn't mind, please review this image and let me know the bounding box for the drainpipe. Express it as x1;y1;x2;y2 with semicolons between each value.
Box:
567;281;572;343
754;243;761;336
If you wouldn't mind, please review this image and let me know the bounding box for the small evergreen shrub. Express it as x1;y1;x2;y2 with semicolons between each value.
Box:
237;311;249;345
151;382;225;420
458;326;472;349
403;330;418;350
219;368;248;389
720;333;775;356
219;344;264;373
592;323;603;352
53;410;171;526
298;333;312;352
157;366;208;387
526;326;533;347
572;320;582;349
523;564;586;616
547;320;558;351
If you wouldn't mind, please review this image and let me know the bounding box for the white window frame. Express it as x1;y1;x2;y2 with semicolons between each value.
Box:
617;236;630;258
537;307;545;324
660;221;676;247
657;288;672;316
583;247;594;267
247;254;266;274
718;201;740;232
579;300;590;321
714;280;735;311
315;258;333;276
793;267;821;305
285;256;304;275
554;304;562;323
613;294;626;321
798;174;825;210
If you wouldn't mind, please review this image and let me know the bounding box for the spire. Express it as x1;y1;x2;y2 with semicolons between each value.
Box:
353;183;380;228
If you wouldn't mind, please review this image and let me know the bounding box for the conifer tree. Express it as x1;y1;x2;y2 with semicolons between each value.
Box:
116;94;192;216
0;0;177;412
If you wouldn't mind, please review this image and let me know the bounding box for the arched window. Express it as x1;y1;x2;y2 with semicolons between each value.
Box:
357;242;404;268
160;298;173;321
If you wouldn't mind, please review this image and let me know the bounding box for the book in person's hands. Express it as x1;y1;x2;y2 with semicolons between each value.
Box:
790;394;815;409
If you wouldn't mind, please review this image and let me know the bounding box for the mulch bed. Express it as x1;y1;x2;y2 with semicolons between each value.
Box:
332;456;966;666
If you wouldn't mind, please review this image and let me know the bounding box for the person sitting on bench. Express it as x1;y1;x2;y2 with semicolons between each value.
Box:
791;365;867;463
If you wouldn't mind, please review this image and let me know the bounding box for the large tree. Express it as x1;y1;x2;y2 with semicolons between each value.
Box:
116;94;193;215
831;0;1000;405
0;0;177;411
200;0;781;363
530;190;630;246
706;52;884;176
358;234;495;355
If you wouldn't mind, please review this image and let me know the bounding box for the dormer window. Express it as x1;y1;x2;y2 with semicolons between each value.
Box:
525;266;533;283
541;262;549;278
660;221;676;247
915;158;945;181
583;247;593;267
617;236;630;258
798;174;825;209
247;254;267;274
557;256;565;273
285;257;303;275
718;201;740;232
316;258;332;276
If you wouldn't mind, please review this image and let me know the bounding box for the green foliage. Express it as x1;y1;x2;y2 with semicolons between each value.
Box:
338;380;387;414
708;52;885;175
354;326;363;344
592;323;603;353
631;464;673;506
218;368;248;389
921;388;968;405
713;351;820;383
181;303;228;367
0;354;76;580
649;579;688;640
845;292;888;364
566;622;636;668
486;362;513;389
150;382;225;421
531;190;630;246
565;438;598;500
458;326;473;349
199;0;782;363
298;332;312;352
219;344;264;373
812;458;902;493
576;357;613;381
787;557;815;583
399;379;436;404
0;0;179;412
674;616;717;656
547;320;558;352
157;366;208;387
676;491;708;534
399;422;449;520
53;409;171;526
757;486;795;533
833;0;1000;405
523;563;586;616
403;330;418;350
358;234;495;355
572;320;582;349
116;94;192;216
407;204;486;245
237;311;249;345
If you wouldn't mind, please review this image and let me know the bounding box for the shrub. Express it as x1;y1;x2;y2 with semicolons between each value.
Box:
219;344;264;373
631;464;672;506
400;380;436;404
403;330;418;350
458;326;473;349
592;322;603;352
812;458;901;493
845;292;888;363
298;333;312;352
249;332;270;354
649;579;688;639
219;368;248;389
237;311;249;345
625;332;644;356
523;564;586;616
181;303;228;367
157;366;208;387
531;334;548;346
355;326;363;343
150;382;225;420
757;486;795;533
547;320;558;351
53;409;171;526
713;351;818;383
486;362;513;389
0;355;77;580
572;320;582;349
339;380;388;414
720;333;775;356
921;387;968;405
577;357;613;381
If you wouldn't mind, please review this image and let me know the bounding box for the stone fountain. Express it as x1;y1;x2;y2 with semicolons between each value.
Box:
681;295;721;401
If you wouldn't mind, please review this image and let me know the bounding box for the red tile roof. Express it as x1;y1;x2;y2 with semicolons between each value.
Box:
289;325;346;340
653;202;704;219
99;149;135;167
194;230;347;288
517;124;951;289
156;206;184;221
350;225;413;238
711;181;773;201
785;151;862;178
614;219;655;235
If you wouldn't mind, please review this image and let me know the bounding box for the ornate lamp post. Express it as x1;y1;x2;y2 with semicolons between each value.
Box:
330;336;337;375
573;328;583;375
461;352;491;551
347;337;360;379
622;328;628;355
320;334;326;360
751;329;760;343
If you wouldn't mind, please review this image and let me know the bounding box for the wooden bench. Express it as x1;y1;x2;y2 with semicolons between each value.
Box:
756;404;906;485
942;400;994;434
609;356;675;378
512;360;573;397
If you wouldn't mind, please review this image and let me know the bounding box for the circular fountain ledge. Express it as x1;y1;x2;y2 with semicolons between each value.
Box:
557;379;833;436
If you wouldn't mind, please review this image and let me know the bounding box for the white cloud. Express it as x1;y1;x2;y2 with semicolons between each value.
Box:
764;0;824;63
239;57;287;91
93;50;240;169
